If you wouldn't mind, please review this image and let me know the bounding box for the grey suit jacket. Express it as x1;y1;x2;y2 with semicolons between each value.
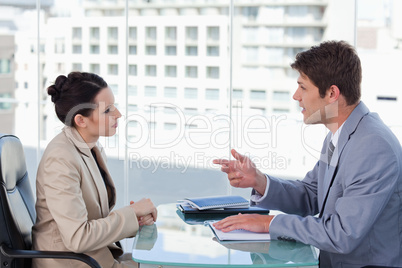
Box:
254;102;402;267
32;127;139;268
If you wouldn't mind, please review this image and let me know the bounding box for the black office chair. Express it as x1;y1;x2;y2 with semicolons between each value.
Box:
0;134;101;268
362;266;400;268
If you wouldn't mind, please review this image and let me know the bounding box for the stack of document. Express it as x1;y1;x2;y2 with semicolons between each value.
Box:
177;195;270;214
208;221;271;242
182;195;249;210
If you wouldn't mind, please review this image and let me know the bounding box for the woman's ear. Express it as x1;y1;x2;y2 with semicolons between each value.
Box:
74;114;87;128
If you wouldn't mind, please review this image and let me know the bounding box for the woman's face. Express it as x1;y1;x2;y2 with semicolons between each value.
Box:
85;87;122;140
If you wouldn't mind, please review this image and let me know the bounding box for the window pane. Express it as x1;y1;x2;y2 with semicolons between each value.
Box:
164;87;177;98
90;64;100;74
145;45;157;55
129;45;137;55
206;66;219;79
90;27;100;40
129;64;137;76
250;90;266;100
207;26;219;41
164;122;177;130
146;26;157;40
0;59;11;74
108;27;118;40
72;27;82;40
108;45;118;54
260;47;283;65
186;26;198;41
72;45;82;54
185;46;198;56
207;46;219;56
72;63;82;71
128;104;138;112
185;66;197;78
54;38;65;54
242;46;258;62
205;88;219;100
108;64;118;75
145;65;157;76
165;45;176;55
129;27;137;40
165;26;177;41
90;45;100;54
0;93;12;110
165;65;177;77
145;86;157;97
184;87;197;99
233;89;243;99
184;108;197;115
273;91;290;101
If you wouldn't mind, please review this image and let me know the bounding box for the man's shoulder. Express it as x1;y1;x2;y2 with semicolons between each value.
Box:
360;111;397;139
350;112;401;158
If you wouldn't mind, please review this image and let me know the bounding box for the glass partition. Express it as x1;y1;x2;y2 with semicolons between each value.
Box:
1;0;401;231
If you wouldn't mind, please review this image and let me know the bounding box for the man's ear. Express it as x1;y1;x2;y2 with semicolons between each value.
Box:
74;114;87;128
328;85;340;103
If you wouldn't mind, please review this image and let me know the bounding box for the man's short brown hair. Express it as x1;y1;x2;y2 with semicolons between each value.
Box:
291;40;362;106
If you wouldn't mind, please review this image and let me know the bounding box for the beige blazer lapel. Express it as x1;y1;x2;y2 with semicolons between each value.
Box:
63;126;111;217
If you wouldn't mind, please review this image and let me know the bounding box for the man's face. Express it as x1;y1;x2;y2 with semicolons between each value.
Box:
293;73;330;125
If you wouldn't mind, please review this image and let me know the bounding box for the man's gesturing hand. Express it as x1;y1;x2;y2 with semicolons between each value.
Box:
213;149;267;195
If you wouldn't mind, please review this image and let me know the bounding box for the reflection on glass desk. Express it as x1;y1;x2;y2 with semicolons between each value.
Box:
132;204;318;267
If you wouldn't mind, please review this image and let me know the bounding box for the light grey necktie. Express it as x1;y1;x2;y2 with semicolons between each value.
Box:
327;141;335;165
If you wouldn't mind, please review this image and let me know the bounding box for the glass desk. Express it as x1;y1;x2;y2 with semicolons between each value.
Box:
132;204;318;268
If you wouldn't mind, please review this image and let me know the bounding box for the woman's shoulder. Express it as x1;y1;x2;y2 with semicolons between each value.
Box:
41;131;79;163
37;131;83;184
46;130;73;150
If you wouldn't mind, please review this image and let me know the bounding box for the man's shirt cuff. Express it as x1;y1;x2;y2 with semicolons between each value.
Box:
250;174;270;203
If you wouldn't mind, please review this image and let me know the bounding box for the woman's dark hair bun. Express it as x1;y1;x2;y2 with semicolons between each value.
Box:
49;71;107;126
48;75;68;103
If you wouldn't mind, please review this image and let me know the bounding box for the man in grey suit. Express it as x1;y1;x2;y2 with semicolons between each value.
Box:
213;40;402;267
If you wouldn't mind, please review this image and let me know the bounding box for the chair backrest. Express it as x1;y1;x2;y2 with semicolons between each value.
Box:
0;134;36;267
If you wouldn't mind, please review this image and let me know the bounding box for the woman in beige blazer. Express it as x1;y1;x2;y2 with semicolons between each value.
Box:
32;72;157;268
